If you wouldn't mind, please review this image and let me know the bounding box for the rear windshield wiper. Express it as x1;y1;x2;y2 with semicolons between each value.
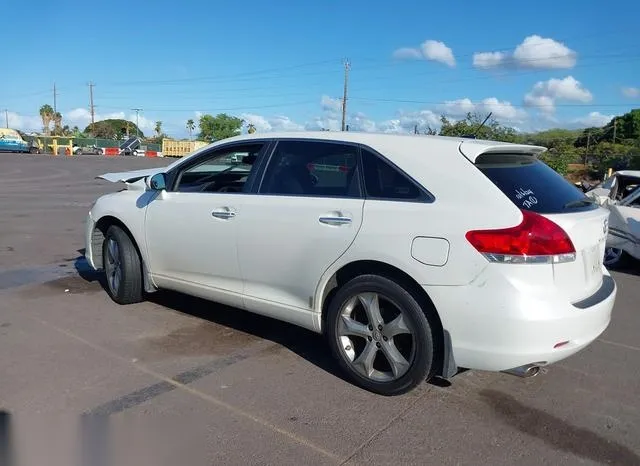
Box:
564;198;596;208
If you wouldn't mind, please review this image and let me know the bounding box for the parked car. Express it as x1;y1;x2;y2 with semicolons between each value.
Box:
84;132;616;395
73;144;103;155
585;170;640;268
0;128;29;153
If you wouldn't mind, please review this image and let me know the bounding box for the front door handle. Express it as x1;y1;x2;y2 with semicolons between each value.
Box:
212;208;236;219
319;216;352;226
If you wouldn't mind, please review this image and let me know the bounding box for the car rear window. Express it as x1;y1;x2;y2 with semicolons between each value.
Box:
475;153;598;214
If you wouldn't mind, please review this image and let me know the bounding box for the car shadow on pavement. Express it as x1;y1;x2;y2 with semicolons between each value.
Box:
479;389;640;465
145;289;350;384
73;249;454;389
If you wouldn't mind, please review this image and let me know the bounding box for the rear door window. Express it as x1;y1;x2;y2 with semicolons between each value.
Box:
475;153;598;214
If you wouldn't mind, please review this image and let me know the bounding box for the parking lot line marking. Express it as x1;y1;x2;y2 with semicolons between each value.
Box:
86;351;252;416
29;315;343;463
597;339;640;352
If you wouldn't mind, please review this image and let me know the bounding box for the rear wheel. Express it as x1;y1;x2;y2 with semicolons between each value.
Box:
326;274;435;396
604;247;628;269
102;225;143;304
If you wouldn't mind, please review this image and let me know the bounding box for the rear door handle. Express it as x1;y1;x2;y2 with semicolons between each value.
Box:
212;208;236;219
319;216;352;226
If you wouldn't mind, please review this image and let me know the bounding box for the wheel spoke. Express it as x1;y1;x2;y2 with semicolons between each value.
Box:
358;292;383;327
352;341;378;378
383;314;411;338
338;315;372;339
380;340;410;378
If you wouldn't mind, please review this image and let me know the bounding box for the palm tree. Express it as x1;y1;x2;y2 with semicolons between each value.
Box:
39;104;54;135
154;121;163;137
247;123;256;134
53;112;63;135
186;119;195;140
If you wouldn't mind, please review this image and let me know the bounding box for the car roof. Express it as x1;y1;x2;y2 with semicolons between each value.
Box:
215;131;547;163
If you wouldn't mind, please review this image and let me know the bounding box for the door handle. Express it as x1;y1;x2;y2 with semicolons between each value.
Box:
319;216;352;226
212;208;236;219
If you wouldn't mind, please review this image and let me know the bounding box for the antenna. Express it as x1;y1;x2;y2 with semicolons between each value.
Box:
462;112;493;139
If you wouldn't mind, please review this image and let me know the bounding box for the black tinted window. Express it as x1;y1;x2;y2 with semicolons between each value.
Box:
361;149;423;200
475;154;598;213
260;140;361;198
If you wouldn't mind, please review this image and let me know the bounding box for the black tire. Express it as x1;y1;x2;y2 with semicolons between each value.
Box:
326;274;435;396
102;225;143;305
604;247;629;269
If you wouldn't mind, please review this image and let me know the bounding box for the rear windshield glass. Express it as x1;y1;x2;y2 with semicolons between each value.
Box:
475;153;598;214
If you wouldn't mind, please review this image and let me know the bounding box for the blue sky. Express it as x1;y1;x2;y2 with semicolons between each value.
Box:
2;0;639;138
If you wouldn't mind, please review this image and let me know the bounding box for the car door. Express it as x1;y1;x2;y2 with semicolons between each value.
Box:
236;139;365;321
144;140;271;308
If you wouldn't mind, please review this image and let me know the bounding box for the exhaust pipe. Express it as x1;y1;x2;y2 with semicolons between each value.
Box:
502;363;541;378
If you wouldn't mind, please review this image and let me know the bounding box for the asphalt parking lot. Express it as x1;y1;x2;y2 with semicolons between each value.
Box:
1;152;639;466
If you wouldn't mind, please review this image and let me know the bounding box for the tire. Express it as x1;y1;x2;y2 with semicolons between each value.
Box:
102;225;143;305
604;247;629;269
326;274;435;396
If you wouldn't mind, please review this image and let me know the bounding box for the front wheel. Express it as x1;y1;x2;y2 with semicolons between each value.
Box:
102;225;144;304
326;274;435;396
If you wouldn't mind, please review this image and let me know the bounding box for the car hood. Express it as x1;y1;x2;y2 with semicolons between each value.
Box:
96;167;165;184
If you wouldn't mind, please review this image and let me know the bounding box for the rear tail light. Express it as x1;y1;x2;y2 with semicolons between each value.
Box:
465;209;576;264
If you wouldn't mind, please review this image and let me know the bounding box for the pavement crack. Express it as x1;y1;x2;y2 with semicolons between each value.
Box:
338;388;430;465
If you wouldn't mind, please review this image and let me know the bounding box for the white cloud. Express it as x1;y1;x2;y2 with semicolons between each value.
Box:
571;112;614;128
473;51;507;69
622;87;639;98
392;47;422;60
420;40;456;67
5;112;42;132
439;97;528;123
473;35;577;70
320;95;343;114
392;39;456;67
524;76;592;114
60;107;155;134
241;113;304;132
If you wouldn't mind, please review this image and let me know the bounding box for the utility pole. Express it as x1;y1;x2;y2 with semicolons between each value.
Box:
414;124;418;134
53;82;58;115
132;108;142;137
341;59;350;132
4;109;8;128
88;82;95;126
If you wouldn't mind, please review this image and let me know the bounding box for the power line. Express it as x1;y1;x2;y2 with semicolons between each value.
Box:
341;59;350;131
349;96;635;109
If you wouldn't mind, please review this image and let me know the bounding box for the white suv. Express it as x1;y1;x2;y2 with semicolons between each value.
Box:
84;132;616;395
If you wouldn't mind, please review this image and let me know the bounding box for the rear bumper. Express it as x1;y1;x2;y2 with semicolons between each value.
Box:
426;270;616;372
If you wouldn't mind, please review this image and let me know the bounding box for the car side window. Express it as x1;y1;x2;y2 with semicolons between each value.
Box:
360;148;423;200
259;140;362;198
174;143;265;193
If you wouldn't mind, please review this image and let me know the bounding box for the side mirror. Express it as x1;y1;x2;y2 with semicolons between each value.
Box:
147;173;167;191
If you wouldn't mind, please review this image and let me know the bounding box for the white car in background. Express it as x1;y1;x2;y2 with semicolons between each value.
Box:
586;170;640;268
84;132;616;396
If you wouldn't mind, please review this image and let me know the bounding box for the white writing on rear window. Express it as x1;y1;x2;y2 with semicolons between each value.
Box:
515;187;538;209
